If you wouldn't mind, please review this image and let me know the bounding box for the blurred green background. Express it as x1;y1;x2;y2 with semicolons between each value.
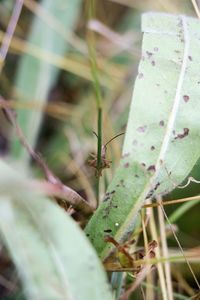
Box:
0;0;200;299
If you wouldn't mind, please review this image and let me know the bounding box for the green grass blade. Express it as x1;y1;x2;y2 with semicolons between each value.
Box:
169;200;197;223
85;13;200;260
11;0;82;161
0;160;112;300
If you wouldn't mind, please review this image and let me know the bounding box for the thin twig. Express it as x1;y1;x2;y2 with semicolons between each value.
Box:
178;176;200;189
0;97;95;214
159;203;200;290
143;195;200;208
104;132;124;147
31;180;94;214
105;252;200;272
157;199;173;300
0;0;24;65
142;200;155;300
149;208;168;300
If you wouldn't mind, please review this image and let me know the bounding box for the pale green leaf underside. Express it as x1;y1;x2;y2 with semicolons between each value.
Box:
0;160;112;300
12;0;81;160
85;13;200;259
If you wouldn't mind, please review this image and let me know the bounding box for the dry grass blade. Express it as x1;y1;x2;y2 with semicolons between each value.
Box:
143;195;200;208
23;0;87;54
0;97;95;214
0;0;23;67
0;28;123;88
119;241;157;300
65;158;97;209
149;209;168;300
190;0;200;18
157;201;173;300
88;19;140;56
0;97;77;120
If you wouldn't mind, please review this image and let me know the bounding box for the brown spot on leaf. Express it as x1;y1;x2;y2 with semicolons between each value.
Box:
103;196;110;202
104;229;112;233
122;152;130;158
147;165;156;172
175;128;189;140
137;125;147;133
102;201;118;218
159;120;164;127
147;182;160;198
146;189;154;199
183;95;189;102
188;56;192;61
124;162;130;168
154;182;160;190
138;73;144;79
151;146;155;151
146;51;153;58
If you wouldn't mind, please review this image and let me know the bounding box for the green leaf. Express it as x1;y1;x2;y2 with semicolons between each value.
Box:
12;0;82;161
0;160;112;300
85;13;200;259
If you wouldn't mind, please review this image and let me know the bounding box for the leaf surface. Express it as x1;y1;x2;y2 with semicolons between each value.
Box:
85;13;200;259
0;160;112;300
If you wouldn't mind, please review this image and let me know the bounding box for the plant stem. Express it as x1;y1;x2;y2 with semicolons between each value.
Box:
87;0;103;206
96;107;102;204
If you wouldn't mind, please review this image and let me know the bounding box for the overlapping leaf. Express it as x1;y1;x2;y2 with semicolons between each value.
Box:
0;160;112;300
85;13;200;260
12;0;82;161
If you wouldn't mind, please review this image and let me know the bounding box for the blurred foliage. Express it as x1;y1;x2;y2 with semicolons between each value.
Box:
0;0;200;299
